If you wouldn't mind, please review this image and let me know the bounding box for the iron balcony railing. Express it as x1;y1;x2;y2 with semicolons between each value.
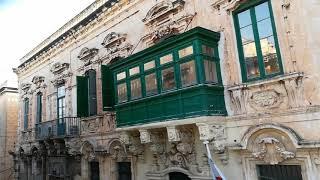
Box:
35;117;80;140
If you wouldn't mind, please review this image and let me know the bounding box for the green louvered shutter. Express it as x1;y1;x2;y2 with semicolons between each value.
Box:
77;76;89;117
101;65;115;111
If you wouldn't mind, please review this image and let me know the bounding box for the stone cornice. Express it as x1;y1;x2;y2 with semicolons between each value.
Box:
17;0;125;71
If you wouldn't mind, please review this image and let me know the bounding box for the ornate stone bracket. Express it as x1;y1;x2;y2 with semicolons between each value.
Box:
50;62;70;75
78;47;99;62
51;72;73;86
212;0;245;14
139;129;152;144
252;137;295;165
167;126;181;142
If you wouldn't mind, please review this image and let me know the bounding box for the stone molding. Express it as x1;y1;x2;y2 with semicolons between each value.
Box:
142;0;194;46
167;126;181;142
50;62;70;75
80;114;115;135
139;129;152;144
211;0;244;14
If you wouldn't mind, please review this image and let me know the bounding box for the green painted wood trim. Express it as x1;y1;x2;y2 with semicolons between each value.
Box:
101;65;115;111
233;0;284;82
77;76;89;117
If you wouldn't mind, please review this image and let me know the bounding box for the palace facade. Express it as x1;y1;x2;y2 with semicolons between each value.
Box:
13;0;320;180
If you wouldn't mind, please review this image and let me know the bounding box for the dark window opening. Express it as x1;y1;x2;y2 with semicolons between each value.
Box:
257;165;303;180
36;93;42;123
23;98;29;130
169;172;191;180
90;162;100;180
86;69;97;116
118;162;131;180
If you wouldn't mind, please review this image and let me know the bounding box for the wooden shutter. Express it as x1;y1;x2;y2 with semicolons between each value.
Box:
77;76;88;117
24;99;29;130
101;65;115;111
36;93;42;123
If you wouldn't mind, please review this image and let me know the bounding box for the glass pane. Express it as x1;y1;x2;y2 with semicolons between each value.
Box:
257;18;273;39
117;83;127;103
255;2;270;21
160;54;173;65
129;66;140;76
130;78;142;99
204;60;218;83
178;46;193;58
162;67;176;90
144;61;155;71
240;25;255;45
145;73;158;95
238;10;251;28
117;72;126;81
180;61;196;87
57;86;65;98
202;45;214;56
260;36;280;75
243;42;260;79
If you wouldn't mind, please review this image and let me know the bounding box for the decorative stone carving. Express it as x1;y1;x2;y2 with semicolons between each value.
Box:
139;129;151;144
212;0;244;14
249;90;284;110
120;132;131;145
142;0;194;45
167;126;181;142
108;140;127;161
32;76;45;87
65;138;82;156
81;142;96;161
282;74;304;108
100;32;133;64
228;86;248;115
50;62;70;75
21;83;31;93
196;123;226;141
252;137;295;165
51;72;73;86
78;47;99;62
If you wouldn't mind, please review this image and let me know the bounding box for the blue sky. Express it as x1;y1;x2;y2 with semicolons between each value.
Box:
0;0;94;84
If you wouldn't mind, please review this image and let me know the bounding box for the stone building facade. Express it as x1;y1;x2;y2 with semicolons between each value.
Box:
13;0;320;180
0;81;18;180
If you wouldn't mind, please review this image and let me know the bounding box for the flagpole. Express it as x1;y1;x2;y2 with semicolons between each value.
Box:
203;140;227;180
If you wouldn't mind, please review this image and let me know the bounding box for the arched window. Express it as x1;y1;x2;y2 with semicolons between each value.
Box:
36;92;42;123
23;98;29;130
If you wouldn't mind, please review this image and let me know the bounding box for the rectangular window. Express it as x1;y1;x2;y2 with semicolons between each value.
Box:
57;86;66;119
145;73;157;95
36;94;42;123
117;83;127;103
117;72;126;81
144;61;155;71
160;54;173;65
24;99;29;130
204;60;218;83
180;61;196;87
129;66;140;76
118;162;131;180
178;46;193;58
202;45;214;56
257;165;302;180
162;67;176;91
235;1;282;81
130;78;142;99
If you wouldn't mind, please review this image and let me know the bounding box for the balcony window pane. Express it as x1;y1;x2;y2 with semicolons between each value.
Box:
117;83;127;103
255;2;270;21
130;78;142;99
144;61;155;71
162;67;176;90
243;42;260;79
160;54;173;65
129;66;140;76
57;86;65;98
117;72;126;81
204;60;218;83
238;10;251;28
178;46;193;58
145;73;157;95
180;61;196;87
261;36;280;75
202;45;214;56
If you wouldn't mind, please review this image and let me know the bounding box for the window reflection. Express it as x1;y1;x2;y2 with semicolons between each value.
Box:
238;10;251;28
117;72;126;81
130;78;142;99
117;83;127;103
160;54;173;65
129;66;140;76
144;61;155;71
204;60;218;83
178;46;193;58
202;45;214;56
243;42;260;78
145;73;157;95
180;61;196;87
260;37;280;74
255;2;270;21
162;67;176;90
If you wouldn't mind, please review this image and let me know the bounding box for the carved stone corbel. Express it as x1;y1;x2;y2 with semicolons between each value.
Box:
212;0;244;14
139;129;152;144
282;74;304;108
167;126;181;142
228;86;248;115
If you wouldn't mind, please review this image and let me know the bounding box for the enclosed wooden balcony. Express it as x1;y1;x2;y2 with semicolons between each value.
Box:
104;27;227;127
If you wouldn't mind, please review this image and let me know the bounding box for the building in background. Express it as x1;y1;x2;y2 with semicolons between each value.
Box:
0;80;18;180
12;0;320;180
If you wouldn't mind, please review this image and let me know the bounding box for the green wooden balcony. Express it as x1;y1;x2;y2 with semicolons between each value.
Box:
103;27;227;127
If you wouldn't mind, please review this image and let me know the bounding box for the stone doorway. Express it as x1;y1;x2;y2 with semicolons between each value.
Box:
169;172;191;180
90;161;100;180
257;165;303;180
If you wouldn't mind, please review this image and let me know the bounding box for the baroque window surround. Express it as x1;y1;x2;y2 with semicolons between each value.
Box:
233;0;284;82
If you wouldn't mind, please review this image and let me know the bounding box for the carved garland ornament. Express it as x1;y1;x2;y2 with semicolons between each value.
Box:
252;137;295;164
249;90;284;110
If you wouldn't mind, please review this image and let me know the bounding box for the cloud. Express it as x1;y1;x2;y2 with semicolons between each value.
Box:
0;0;94;83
